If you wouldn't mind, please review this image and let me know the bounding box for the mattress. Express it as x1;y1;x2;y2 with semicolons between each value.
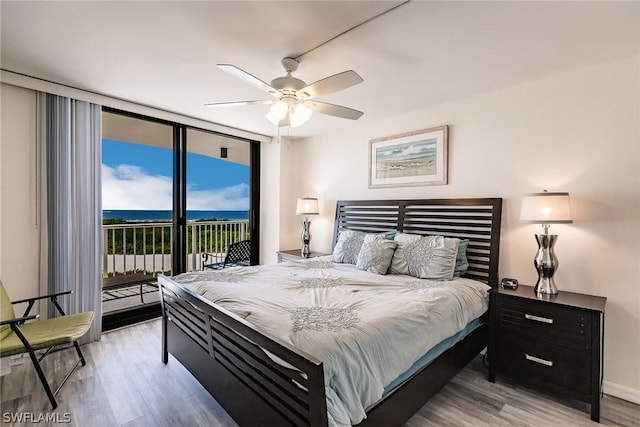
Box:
173;256;489;427
380;317;483;399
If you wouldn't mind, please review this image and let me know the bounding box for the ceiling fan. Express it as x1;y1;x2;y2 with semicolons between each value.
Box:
205;57;364;128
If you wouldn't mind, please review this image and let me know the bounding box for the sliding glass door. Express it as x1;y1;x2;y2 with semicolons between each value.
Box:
101;108;260;329
184;128;251;271
101;111;174;328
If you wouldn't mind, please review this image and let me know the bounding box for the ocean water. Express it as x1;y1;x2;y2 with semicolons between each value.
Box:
103;210;249;222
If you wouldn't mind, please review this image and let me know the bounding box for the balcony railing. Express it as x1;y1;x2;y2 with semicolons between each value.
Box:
102;220;250;278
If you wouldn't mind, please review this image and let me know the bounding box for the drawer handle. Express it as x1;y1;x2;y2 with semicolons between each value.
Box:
525;313;554;324
525;353;554;367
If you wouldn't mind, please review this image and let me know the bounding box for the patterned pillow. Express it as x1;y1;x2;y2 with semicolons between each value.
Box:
390;233;460;280
355;233;398;275
332;230;367;264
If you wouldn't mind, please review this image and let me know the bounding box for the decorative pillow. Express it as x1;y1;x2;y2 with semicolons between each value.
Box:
454;239;470;277
383;231;396;240
355;233;397;275
332;230;367;264
390;233;460;280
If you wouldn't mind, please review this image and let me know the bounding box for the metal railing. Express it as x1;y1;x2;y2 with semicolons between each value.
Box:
102;220;250;277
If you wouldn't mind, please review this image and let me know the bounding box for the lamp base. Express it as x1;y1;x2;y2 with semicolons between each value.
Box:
301;245;310;258
533;233;559;295
534;276;558;295
301;219;311;258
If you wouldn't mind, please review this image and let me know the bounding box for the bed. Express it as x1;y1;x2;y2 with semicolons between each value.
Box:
159;198;502;426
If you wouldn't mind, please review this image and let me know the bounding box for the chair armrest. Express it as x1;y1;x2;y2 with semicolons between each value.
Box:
0;313;39;327
12;290;73;305
202;253;221;262
13;290;73;318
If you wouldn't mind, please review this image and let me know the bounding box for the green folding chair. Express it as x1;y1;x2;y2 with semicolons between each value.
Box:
0;279;94;409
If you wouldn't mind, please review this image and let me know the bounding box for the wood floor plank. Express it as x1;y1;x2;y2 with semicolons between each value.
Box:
1;319;638;426
64;375;119;427
119;414;160;427
97;362;151;425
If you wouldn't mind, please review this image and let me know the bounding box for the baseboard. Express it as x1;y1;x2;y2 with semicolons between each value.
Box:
604;381;640;404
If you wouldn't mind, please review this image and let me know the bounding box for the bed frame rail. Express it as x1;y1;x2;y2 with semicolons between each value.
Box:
159;276;328;427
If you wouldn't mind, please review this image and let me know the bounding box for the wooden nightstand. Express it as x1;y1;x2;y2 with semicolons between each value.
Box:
488;285;606;422
276;249;330;263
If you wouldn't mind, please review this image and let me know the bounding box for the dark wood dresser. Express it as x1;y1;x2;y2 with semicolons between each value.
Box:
488;284;606;422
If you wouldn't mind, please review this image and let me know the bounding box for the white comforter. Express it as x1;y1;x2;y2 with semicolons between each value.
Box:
173;256;489;426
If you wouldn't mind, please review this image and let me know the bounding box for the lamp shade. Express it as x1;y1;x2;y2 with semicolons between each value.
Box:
520;192;572;224
296;197;319;215
289;103;312;127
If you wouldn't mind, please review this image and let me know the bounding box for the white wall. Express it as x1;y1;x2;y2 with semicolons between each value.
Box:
0;84;40;301
276;56;640;400
259;137;282;265
259;136;304;265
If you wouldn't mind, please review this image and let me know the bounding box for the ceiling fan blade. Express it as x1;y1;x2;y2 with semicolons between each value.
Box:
217;64;280;98
204;100;274;108
297;70;363;99
303;101;364;120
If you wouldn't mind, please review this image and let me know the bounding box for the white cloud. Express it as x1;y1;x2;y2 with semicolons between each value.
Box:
102;164;249;210
187;183;249;210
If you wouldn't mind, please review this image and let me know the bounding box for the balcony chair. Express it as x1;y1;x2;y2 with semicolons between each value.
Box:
0;279;94;409
202;239;251;270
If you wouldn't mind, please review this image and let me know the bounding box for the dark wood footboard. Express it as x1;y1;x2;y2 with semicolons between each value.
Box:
159;276;328;426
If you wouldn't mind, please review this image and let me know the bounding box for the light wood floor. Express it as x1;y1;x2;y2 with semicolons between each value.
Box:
1;319;638;427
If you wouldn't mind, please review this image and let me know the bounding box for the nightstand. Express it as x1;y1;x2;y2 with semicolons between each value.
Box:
488;285;606;422
276;249;330;263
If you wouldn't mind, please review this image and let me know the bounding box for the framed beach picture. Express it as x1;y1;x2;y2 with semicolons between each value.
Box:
369;125;448;188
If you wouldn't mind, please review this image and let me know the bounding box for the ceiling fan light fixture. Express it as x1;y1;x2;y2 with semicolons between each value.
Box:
290;102;312;127
212;58;364;130
289;113;303;128
270;100;288;120
288;103;306;128
265;111;281;126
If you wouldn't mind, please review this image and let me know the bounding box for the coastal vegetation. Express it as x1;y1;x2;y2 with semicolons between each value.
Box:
102;218;249;255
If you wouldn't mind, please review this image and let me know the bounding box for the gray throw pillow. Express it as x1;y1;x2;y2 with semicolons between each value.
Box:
390;233;460;280
332;230;367;264
355;233;397;275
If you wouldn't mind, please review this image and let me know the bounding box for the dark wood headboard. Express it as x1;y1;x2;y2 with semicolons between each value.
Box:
332;198;502;286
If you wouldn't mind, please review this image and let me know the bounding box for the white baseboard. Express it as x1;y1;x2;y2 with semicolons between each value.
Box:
604;381;640;405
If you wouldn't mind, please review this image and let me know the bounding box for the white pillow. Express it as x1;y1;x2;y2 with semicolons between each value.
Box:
390;233;459;280
355;233;397;275
332;230;366;264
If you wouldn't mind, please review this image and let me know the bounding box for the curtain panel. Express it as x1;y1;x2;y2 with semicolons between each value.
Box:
42;93;102;342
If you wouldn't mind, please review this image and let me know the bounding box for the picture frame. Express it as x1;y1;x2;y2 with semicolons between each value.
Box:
369;125;448;188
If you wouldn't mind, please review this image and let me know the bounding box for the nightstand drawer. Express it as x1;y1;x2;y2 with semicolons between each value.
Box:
496;298;590;351
496;332;591;394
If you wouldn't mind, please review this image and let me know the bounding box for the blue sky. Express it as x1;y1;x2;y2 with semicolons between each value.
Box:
102;139;249;210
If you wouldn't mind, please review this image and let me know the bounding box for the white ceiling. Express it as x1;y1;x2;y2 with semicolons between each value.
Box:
1;1;638;139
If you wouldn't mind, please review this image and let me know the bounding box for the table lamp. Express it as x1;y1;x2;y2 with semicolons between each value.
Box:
520;191;572;295
296;197;319;258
